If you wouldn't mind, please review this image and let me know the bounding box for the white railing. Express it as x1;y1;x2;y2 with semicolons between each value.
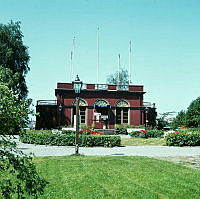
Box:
144;102;156;108
37;100;57;106
117;85;129;91
95;84;108;90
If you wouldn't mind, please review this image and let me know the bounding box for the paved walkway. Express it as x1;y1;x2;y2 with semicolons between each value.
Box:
13;136;200;157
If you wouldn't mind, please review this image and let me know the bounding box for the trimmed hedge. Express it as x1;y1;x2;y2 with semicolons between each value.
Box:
130;130;164;138
61;130;75;135
20;131;121;147
165;132;200;146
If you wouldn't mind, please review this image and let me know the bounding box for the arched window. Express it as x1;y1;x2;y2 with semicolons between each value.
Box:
94;99;109;107
72;99;88;106
72;99;87;125
116;100;129;107
116;100;129;124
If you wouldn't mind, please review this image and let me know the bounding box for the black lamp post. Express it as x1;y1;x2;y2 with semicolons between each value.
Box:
145;107;149;128
58;104;62;127
72;75;83;155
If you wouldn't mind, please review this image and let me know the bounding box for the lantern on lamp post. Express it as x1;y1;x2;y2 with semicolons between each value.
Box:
58;104;62;127
145;106;149;128
72;75;83;155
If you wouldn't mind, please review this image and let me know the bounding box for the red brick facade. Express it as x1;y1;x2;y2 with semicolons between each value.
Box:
36;83;157;129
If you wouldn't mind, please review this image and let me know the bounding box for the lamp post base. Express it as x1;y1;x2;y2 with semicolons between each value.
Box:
75;97;80;155
75;144;79;155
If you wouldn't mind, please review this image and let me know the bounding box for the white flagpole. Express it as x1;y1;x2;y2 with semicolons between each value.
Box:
97;27;100;84
129;40;132;84
72;36;75;81
118;54;121;85
70;51;73;82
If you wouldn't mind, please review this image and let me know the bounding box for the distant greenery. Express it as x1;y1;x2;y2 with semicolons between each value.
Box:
20;130;121;147
172;96;200;128
34;156;200;199
165;131;200;146
156;111;175;129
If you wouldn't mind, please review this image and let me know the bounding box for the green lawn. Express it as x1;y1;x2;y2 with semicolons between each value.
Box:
33;156;200;199
121;137;166;146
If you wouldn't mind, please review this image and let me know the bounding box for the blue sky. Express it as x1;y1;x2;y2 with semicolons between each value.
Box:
1;0;200;116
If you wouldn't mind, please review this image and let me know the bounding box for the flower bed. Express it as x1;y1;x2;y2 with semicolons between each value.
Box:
115;125;145;135
165;131;200;146
130;130;164;138
20;130;121;147
81;129;104;135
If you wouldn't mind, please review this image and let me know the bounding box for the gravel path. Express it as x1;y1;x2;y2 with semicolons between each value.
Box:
12;136;200;158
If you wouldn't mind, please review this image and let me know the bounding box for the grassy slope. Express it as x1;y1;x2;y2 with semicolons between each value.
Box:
121;138;166;146
34;156;200;199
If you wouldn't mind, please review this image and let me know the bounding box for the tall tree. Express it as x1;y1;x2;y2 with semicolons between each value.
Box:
0;21;30;98
0;21;47;198
171;110;188;129
107;68;129;85
171;96;200;128
187;96;200;127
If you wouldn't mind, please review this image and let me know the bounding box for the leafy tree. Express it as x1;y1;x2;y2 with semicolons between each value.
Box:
0;83;48;198
187;97;200;127
171;110;188;129
107;68;129;85
0;21;47;198
171;96;200;128
0;21;30;98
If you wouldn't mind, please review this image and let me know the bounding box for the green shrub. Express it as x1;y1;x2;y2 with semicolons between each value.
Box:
165;132;200;146
115;124;127;134
147;130;164;138
20;131;121;147
130;130;164;138
130;131;147;138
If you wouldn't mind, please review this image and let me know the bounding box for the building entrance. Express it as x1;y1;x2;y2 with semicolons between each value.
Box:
93;105;110;129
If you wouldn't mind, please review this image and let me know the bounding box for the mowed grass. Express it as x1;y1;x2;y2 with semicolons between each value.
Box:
34;156;200;199
121;137;166;146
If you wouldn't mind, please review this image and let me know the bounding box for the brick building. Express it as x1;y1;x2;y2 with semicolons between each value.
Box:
36;82;157;129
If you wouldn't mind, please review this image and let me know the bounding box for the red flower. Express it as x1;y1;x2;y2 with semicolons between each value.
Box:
139;130;148;133
178;126;188;129
82;128;92;132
